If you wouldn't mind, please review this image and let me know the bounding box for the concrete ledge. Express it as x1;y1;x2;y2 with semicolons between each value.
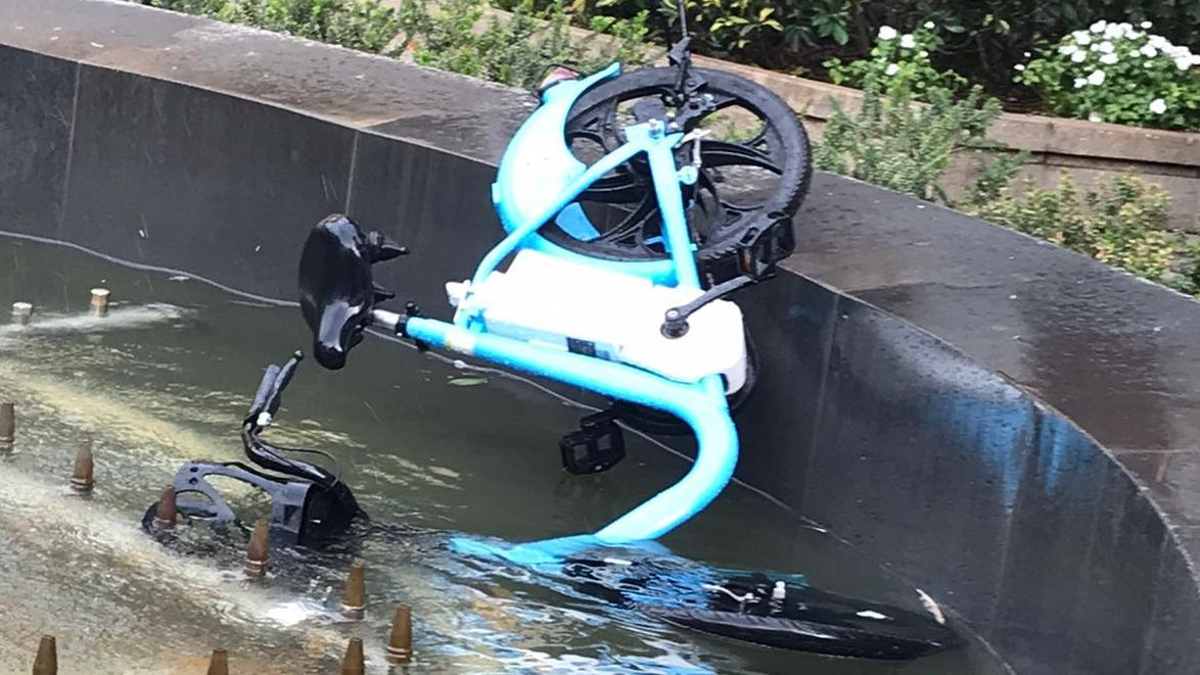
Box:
4;1;1200;673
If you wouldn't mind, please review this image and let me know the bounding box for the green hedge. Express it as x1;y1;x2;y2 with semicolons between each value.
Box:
503;0;1199;87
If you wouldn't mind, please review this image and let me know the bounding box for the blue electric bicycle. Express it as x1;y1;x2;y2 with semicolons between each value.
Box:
149;15;960;660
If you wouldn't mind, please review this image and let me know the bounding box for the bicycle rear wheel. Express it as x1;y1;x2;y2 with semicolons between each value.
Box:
552;66;812;283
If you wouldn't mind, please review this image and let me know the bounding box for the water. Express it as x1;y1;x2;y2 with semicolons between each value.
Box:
0;235;1009;674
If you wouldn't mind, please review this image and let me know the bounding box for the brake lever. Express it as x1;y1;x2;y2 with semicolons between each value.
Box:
661;275;755;339
264;351;304;420
245;351;304;429
247;364;281;423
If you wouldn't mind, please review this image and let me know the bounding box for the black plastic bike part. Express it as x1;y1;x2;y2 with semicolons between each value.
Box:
667;37;706;114
661;274;755;339
561;560;961;660
650;577;961;660
143;353;362;547
556;66;812;285
299;214;408;370
667;0;701;104
140;460;327;546
559;410;627;475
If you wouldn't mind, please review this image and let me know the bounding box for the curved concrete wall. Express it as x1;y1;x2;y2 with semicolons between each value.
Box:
3;1;1199;673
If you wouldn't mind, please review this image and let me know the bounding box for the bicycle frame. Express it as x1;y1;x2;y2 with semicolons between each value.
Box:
282;50;961;661
371;63;740;564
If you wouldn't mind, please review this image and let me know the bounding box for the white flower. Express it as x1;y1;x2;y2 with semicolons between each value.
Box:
1074;77;1088;88
1140;44;1158;58
1023;51;1031;57
1148;98;1167;114
1149;35;1170;50
919;50;929;57
878;26;898;40
923;21;935;29
1087;69;1106;85
1104;24;1124;40
1088;112;1103;123
899;34;916;49
1175;56;1191;70
1100;53;1118;64
885;63;900;76
1140;21;1152;29
1073;31;1092;46
1071;50;1088;63
1090;20;1107;33
1096;41;1114;53
1060;44;1079;56
1014;63;1026;71
1192;54;1200;67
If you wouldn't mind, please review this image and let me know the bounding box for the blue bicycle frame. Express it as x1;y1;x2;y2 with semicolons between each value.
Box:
379;64;740;565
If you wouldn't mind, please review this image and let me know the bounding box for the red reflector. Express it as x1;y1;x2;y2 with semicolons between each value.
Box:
538;65;581;94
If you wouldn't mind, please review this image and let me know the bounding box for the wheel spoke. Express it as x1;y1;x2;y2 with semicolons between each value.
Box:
598;194;660;245
551;66;808;267
700;140;782;173
581;173;648;204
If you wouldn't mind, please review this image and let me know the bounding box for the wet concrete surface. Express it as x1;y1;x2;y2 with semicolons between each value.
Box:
783;175;1200;578
3;1;1200;671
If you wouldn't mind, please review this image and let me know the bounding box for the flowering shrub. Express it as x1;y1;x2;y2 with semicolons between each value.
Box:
1016;21;1200;131
824;23;966;100
968;172;1198;292
813;57;1011;202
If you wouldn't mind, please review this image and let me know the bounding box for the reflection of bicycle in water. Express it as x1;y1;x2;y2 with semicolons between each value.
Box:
148;6;960;659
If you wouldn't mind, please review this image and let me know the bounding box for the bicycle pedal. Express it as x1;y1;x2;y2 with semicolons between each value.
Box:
559;412;626;475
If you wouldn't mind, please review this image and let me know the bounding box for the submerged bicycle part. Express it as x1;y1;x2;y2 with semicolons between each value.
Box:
143;351;362;547
561;558;961;660
559;410;626;475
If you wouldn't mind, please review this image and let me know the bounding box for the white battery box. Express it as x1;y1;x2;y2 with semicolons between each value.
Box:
446;249;748;393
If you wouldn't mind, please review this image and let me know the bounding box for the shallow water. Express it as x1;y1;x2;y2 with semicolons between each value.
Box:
0;235;1010;674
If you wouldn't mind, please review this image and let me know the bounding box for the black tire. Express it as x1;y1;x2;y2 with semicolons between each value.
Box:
552;66;812;276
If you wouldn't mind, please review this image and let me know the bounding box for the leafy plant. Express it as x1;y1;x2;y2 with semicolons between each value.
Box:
146;0;401;53
501;0;853;69
1016;20;1200;130
1173;241;1200;295
813;43;1010;203
968;172;1194;290
502;0;1200;97
148;0;649;88
692;0;851;51
395;0;649;89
